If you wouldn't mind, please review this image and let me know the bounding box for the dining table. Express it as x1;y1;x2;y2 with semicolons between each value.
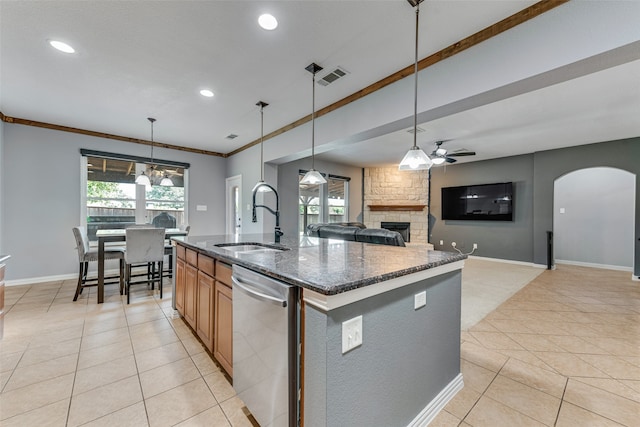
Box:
96;228;188;303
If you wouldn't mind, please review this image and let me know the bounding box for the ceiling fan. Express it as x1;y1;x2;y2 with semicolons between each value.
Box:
430;140;476;164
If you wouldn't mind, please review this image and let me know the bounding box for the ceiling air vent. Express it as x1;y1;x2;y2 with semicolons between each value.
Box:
406;126;425;134
317;66;349;87
226;134;238;140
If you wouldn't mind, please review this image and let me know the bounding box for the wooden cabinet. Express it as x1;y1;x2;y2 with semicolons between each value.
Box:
175;258;185;314
174;243;234;376
197;271;215;352
184;262;198;329
214;262;233;375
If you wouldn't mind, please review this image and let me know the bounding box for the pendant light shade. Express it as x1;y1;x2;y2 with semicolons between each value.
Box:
160;174;174;186
399;0;432;171
252;101;273;193
300;62;327;185
135;170;151;187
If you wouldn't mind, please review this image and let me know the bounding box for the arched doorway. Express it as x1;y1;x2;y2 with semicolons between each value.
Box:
553;167;635;270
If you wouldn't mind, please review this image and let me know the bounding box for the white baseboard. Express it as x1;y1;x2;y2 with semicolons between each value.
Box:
408;374;464;427
468;255;546;269
5;268;121;287
555;259;633;272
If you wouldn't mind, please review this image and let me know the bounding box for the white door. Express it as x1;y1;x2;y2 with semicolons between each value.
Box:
226;175;242;235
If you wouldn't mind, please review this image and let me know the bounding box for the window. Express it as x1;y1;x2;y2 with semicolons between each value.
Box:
298;171;349;233
82;150;189;241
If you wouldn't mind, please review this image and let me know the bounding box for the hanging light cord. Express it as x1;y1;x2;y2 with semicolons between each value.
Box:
260;104;265;181
148;117;156;168
412;2;419;150
311;69;317;170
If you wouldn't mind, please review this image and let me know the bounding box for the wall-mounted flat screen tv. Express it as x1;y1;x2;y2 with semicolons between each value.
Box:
441;182;513;221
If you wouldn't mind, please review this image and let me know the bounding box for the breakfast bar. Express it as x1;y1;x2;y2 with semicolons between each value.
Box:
173;234;465;426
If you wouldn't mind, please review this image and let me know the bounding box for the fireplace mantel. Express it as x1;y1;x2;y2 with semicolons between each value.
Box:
368;205;426;212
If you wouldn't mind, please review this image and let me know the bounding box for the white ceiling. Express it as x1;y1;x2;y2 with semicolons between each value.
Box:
1;1;639;167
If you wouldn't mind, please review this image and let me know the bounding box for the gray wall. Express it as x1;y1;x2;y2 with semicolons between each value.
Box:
532;138;639;276
554;167;635;268
304;270;462;427
429;138;639;276
2;123;227;281
430;154;535;262
278;158;363;238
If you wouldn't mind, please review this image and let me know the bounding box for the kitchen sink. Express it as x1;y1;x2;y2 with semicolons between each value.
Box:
215;243;289;254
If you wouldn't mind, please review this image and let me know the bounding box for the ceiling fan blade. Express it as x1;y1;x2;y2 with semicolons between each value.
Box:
447;151;476;157
445;157;457;163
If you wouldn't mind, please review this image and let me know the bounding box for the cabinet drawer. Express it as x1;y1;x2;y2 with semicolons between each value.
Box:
198;254;215;277
186;248;198;266
176;244;186;261
215;262;232;285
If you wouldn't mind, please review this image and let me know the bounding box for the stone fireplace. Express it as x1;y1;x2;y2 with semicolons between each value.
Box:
381;221;410;242
363;167;429;244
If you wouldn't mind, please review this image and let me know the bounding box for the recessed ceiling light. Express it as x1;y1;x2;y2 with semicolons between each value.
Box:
200;89;214;98
49;40;75;54
258;14;278;30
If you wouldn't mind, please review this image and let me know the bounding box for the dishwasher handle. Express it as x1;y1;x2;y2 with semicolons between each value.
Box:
232;275;288;307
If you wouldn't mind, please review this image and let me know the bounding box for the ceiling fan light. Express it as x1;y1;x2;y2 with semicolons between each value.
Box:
431;156;446;165
300;169;327;185
399;147;433;170
435;147;447;156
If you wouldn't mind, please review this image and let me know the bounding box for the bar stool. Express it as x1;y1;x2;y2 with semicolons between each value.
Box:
72;226;124;301
124;228;165;304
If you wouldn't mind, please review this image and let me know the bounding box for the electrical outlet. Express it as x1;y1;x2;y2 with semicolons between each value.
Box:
451;242;457;248
473;243;478;250
439;240;444;246
414;291;426;309
342;316;363;354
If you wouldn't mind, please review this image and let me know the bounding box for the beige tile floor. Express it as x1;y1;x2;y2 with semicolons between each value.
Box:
1;262;639;426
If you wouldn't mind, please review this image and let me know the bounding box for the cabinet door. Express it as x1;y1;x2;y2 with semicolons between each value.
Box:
214;281;233;376
175;258;186;314
184;263;198;329
196;271;214;352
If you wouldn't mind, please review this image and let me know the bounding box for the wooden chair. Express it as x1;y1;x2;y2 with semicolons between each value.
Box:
72;226;124;301
124;228;165;304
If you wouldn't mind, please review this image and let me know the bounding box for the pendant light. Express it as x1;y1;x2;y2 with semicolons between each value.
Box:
399;0;433;171
252;101;273;193
135;117;155;187
300;62;327;185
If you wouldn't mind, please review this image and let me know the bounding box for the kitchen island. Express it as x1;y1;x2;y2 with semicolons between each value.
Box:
173;234;465;427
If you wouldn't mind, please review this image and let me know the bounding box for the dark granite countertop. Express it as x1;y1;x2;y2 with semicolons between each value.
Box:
173;234;466;296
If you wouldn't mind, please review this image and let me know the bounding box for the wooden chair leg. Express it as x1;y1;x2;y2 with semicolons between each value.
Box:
119;259;125;295
73;262;84;301
126;264;131;304
159;261;163;299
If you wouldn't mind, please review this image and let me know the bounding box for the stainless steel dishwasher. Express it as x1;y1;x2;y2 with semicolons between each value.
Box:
232;265;299;427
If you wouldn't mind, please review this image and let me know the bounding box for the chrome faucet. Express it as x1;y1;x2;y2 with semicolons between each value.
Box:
252;183;283;243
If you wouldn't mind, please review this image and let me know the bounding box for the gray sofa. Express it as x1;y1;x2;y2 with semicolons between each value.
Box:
306;223;405;247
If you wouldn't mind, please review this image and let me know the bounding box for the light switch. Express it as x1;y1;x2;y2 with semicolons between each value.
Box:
342;315;363;354
559;207;565;214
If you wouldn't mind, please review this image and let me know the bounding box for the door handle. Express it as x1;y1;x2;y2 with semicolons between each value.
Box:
232;276;287;307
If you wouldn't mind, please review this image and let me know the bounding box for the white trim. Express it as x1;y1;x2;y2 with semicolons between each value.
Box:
303;260;464;312
632;275;639;282
226;175;242;236
555;259;633;272
407;374;464;427
5;268;121;287
468;255;547;269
